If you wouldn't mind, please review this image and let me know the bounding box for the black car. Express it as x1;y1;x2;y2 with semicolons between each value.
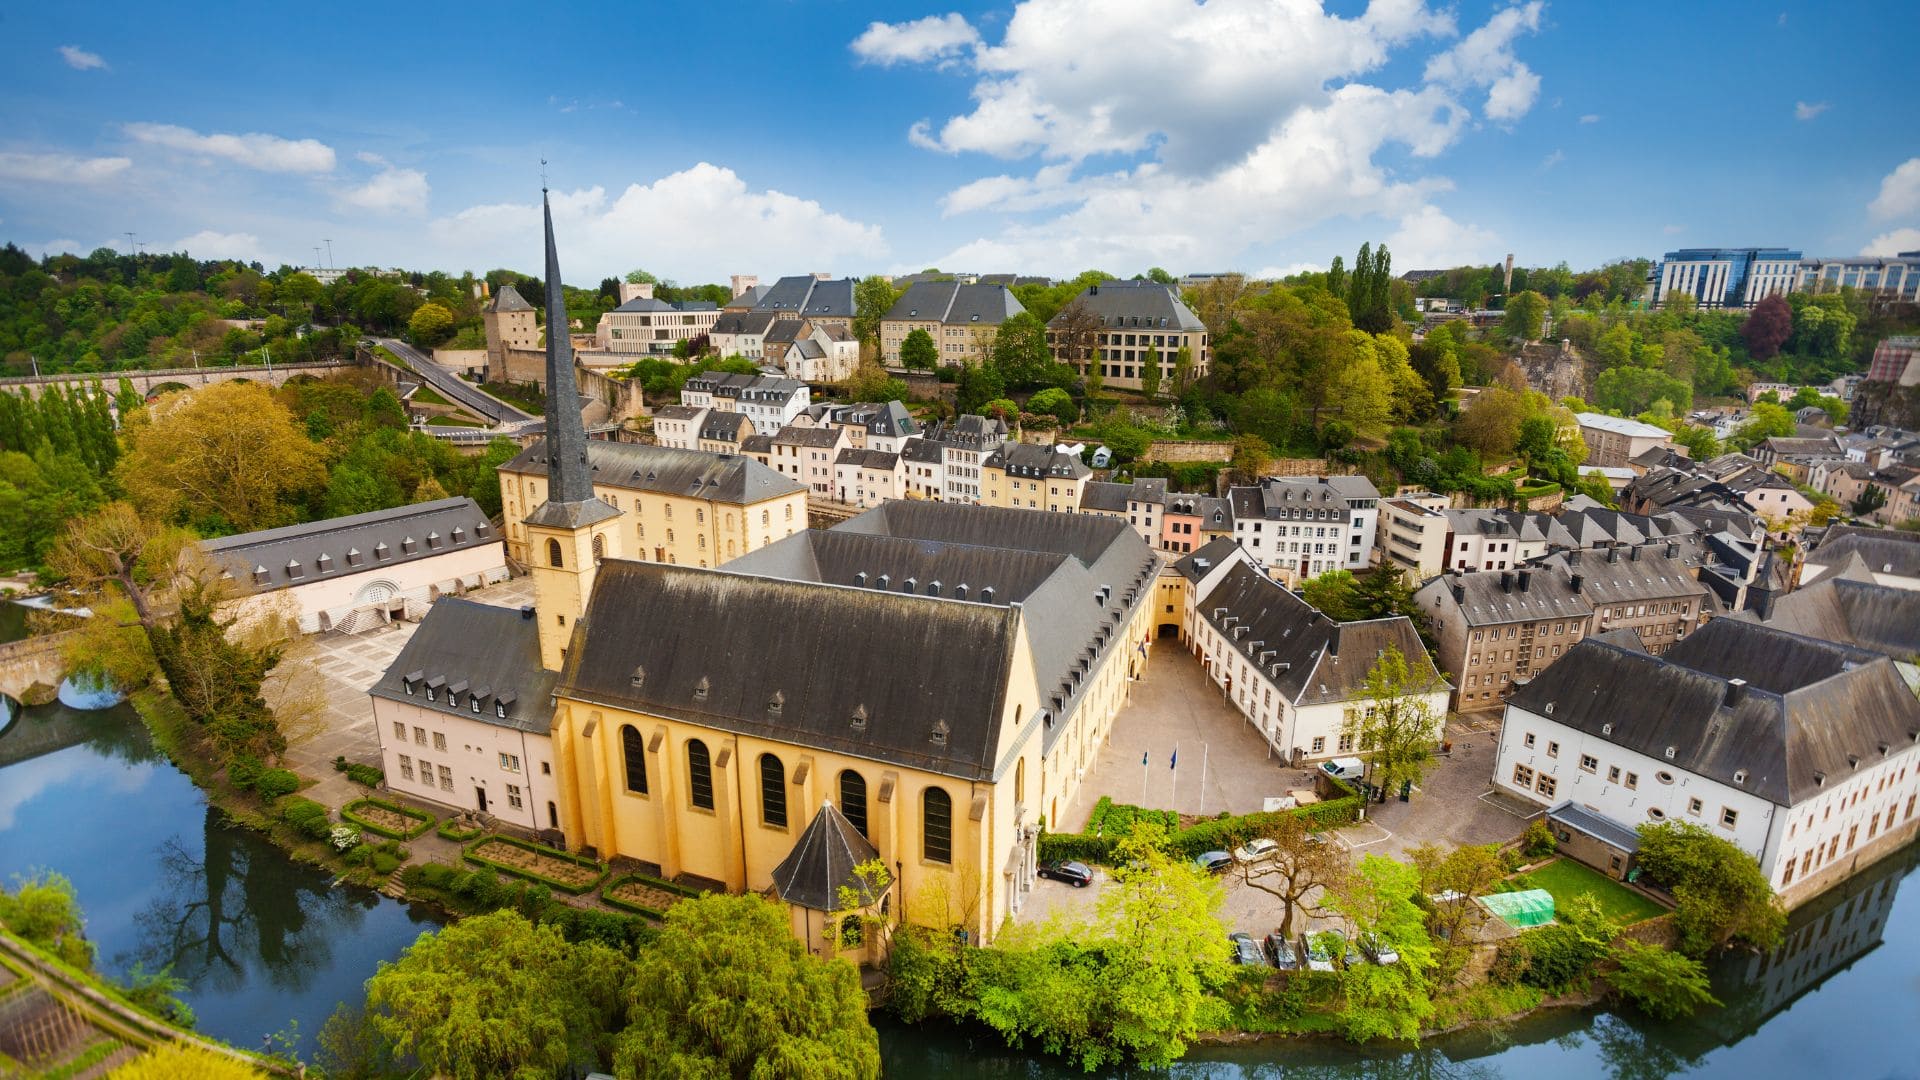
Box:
1228;931;1265;966
1194;850;1234;874
1264;931;1301;972
1038;860;1094;887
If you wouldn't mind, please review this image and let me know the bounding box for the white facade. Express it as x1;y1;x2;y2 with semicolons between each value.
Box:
833;453;904;508
652;407;706;451
372;694;564;834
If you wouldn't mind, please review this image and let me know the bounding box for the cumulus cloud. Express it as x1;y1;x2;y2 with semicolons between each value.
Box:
125;122;336;173
851;13;981;67
1424;0;1545;122
428;163;887;282
1862;228;1920;258
1794;100;1829;121
1869;157;1920;220
58;45;107;71
172;230;267;262
1386;205;1499;268
336;152;429;215
0;151;131;184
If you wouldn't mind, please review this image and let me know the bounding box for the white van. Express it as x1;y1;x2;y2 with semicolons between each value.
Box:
1320;757;1366;782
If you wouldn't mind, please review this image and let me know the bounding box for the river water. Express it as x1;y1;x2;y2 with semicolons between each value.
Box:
2;698;1916;1075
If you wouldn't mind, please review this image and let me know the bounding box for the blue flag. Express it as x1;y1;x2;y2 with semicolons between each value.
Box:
1141;751;1148;767
1171;747;1178;770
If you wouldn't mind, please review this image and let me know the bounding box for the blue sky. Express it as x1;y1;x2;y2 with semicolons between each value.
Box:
2;2;1916;284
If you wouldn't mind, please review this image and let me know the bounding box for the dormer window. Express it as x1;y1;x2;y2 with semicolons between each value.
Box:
495;702;506;718
851;705;868;732
286;559;303;579
768;690;785;716
1732;769;1747;785
930;719;949;747
374;542;391;560
345;548;362;567
694;677;710;702
630;666;646;688
471;697;482;714
401;537;417;555
252;565;269;586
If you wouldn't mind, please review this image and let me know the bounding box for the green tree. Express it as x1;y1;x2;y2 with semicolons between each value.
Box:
1170;344;1195;396
1139;344;1163;399
844;361;908;404
1234;814;1349;937
899;327;938;370
1143;267;1176;285
624;269;661;285
1303;569;1367;621
366;910;629;1080
1027;387;1077;426
1607;939;1719;1020
615;894;879;1080
1731;401;1796;449
989;311;1054;389
852;275;900;354
0;871;95;970
407;301;456;347
116;381;324;533
1229;433;1272;479
1633;821;1784;956
1341;645;1443;801
1502;290;1547;343
1324;855;1435;1041
1455;384;1527;461
1406;843;1504;984
956;363;1006;416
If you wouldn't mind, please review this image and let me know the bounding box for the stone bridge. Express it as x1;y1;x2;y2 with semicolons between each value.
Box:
0;631;72;706
0;359;354;399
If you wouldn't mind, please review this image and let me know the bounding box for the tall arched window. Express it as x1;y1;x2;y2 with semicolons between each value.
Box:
547;538;563;567
591;534;606;563
840;770;869;839
620;724;648;794
1015;758;1026;806
759;753;787;828
687;739;714;810
923;788;952;864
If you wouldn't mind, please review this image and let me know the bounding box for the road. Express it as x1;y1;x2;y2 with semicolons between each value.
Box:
372;337;536;425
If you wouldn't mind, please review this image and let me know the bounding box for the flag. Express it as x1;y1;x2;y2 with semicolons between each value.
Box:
1141;751;1148;767
1171;747;1178;770
1136;641;1147;657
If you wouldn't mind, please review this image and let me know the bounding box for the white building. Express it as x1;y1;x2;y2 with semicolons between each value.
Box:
1225;475;1380;584
201;498;510;634
1177;543;1448;766
1078;477;1169;547
681;371;810;436
650;404;707;450
369;599;565;834
594;283;721;355
833;448;904;508
783;323;860;384
1491;619;1920;906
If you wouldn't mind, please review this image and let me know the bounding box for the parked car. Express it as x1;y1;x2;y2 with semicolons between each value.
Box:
1359;931;1399;965
1227;931;1264;966
1195;850;1233;874
1299;933;1335;972
1264;931;1301;972
1320;757;1366;782
1232;837;1279;863
1037;860;1094;887
1324;931;1363;969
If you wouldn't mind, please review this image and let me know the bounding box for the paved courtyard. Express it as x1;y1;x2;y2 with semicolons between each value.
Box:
278;575;536;810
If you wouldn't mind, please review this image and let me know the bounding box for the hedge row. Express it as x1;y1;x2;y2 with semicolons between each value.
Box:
437;819;486;843
341;797;437;840
279;796;333;841
599;872;705;918
1038;778;1363;866
1085;796;1178;839
463;834;608;894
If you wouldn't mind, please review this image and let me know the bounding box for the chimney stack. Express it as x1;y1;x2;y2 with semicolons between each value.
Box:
1629;545;1641;562
1666;542;1678;558
1500;571;1514;594
1725;678;1748;706
1570;573;1585;593
1450;581;1465;604
1517;570;1531;592
1607;545;1620;564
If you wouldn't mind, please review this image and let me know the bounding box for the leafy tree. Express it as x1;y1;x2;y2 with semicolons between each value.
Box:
1787;293;1857;364
1731;401;1796;449
1594;366;1693;416
1234;814;1349;937
852;275;900;354
1229;433;1272;479
989;311;1054;389
616;894;879;1080
1633;821;1785;956
981;398;1019;423
366;909;629;1080
1607;939;1719;1020
0;871;95;970
1324;855;1435;1041
1027;387;1077;426
624;269;661;285
1852;483;1888;517
844;361;908;405
1143;267;1176;285
1139;343;1162;398
1503;290;1547;343
1341;645;1443;801
955;363;1006;416
117;382;324;533
108;1044;266;1079
408;301;456;347
1406;843;1504;984
899;327;938;370
1303;569;1368;622
1455;385;1527;461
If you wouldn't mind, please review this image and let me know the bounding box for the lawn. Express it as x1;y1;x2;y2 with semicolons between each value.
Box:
1521;857;1667;925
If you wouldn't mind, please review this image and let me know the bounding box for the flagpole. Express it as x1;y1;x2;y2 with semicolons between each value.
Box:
1200;743;1210;815
1141;751;1148;806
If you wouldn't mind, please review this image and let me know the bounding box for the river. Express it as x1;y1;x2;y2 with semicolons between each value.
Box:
2;697;1916;1075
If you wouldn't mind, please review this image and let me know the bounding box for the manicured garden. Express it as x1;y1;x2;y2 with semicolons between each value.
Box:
1508;857;1666;925
465;835;607;893
341;797;437;840
601;873;706;918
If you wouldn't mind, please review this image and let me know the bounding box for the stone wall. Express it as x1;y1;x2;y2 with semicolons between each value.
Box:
1141;440;1234;464
431;348;488;371
1511;340;1590;401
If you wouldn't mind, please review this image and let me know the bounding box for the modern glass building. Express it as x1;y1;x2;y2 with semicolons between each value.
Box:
1650;248;1920;309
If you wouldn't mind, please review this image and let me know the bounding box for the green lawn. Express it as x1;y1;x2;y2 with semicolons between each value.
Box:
425;413;483;428
412;383;452;406
1520;857;1666;925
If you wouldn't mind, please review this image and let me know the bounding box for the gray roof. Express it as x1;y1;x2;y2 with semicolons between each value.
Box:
764;318;804;345
699;412;752;442
488;284;532;313
1538;546;1710;606
651;404;705;422
1805;525;1920;579
1509;619;1920;806
835;447;900;471
1045;279;1205;332
838;401;919;439
1079;481;1132;513
901;439;944;465
1172;538;1241;582
611;296;717;313
740;434;773;455
711;310;779;337
724;284;771;308
1228;476;1374;521
1733;577;1920;659
1547;802;1640;853
202;497;499;594
370;599;555;735
774;425;844;449
769;800;882;911
500;438;803;504
755;276;857;318
923;414;1009;451
1416;566;1593;627
884;281;1026;326
985;441;1091;480
1199;561;1443;706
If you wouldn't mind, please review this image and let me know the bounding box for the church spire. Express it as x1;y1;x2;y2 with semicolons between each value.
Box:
524;187;617;531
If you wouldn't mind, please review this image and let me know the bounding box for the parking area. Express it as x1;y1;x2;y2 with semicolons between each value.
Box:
276;575;537;809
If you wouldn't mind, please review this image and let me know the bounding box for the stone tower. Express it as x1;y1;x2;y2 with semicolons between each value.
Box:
482;282;536;384
522;191;621;671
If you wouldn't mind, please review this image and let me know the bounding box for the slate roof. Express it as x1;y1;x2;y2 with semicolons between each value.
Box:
1417;566;1593;626
838;401;919;439
765;318;804;345
754;276;857;318
488;285;532;313
1227;475;1377;521
1172;538;1241;582
202;497;500;594
651;404;706;422
922;414;1009;451
1509;619;1920;806
610;296;717;313
1576;412;1672;439
770;801;883;910
740;434;774;455
1735;577;1920;659
710;310;778;337
370;599;555;735
900;438;944;465
724;284;771;309
835;447;900;471
1079;481;1132;513
774;425;844;449
1045;280;1205;331
986;441;1091;480
884;282;1027;326
1537;546;1709;606
699;412;753;443
500;438;803;504
1548;802;1641;853
1199;561;1444;706
1804;525;1920;579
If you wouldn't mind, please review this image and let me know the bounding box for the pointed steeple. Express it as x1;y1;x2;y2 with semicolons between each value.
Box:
525;189;617;530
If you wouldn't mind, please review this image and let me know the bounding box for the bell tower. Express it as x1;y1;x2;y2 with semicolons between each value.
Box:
523;187;620;671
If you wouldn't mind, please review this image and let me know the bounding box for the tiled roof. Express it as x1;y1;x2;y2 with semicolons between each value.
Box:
370;599;555;735
202;497;499;594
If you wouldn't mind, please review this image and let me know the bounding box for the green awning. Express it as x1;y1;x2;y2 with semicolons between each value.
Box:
1481;888;1556;928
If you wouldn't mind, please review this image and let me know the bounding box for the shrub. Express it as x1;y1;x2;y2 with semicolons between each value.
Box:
254;768;300;800
341;797;436;840
1521;819;1558;859
343;843;372;866
330;824;363;851
338;762;383;787
1607;939;1719;1020
371;850;402;876
228;754;264;789
437;819;486;843
280;797;333;840
418;862;458;890
1634;820;1785;956
1493;896;1615;993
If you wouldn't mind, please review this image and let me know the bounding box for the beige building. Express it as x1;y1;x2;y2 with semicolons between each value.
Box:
833;448;904;508
1577;412;1675;468
650;404;706;451
594;283;722;355
1078;478;1169;547
1416;566;1595;715
482;285;538;381
498;440;806;571
879;282;1026;367
1376;492;1451;580
1045;280;1210;391
982;442;1091;513
770;425;850;496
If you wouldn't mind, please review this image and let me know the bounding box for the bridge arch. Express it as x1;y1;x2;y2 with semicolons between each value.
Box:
148;381;192;397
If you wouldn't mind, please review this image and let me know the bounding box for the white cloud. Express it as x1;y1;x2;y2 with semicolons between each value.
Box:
1862;228;1920;257
1252;262;1323;280
336;152;429;215
1868;158;1920;220
172;230;267;262
1540;148;1565;170
1579;113;1600;124
1424;1;1545;121
0;152;131;184
851;13;981;67
58;45;107;71
1386;205;1499;268
1794;100;1829;121
428;163;887;282
124;122;336;173
1663;224;1686;235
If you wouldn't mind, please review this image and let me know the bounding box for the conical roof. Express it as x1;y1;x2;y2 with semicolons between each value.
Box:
769;800;882;912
